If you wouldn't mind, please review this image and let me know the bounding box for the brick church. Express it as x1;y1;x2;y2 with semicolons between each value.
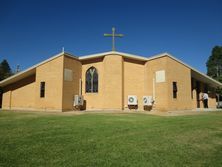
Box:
0;50;221;111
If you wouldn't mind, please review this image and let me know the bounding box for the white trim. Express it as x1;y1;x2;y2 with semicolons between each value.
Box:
79;51;148;61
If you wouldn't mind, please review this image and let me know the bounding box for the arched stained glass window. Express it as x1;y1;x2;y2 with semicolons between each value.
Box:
86;67;98;93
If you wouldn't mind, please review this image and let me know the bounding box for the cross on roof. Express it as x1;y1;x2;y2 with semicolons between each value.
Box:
104;27;124;51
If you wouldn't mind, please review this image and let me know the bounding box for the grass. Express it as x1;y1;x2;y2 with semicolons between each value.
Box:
0;111;222;166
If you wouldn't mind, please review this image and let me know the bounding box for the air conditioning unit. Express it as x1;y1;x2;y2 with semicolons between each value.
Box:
74;95;84;106
143;96;153;106
128;95;138;105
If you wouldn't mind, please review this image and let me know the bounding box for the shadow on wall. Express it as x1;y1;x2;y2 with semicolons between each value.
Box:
209;92;216;98
82;100;87;110
128;105;153;111
128;105;138;110
3;75;36;92
73;100;86;111
144;106;153;111
0;90;2;108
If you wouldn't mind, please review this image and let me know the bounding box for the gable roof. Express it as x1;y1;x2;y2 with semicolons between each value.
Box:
0;51;221;88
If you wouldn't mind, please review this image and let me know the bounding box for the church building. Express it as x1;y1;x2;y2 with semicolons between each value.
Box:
0;51;222;112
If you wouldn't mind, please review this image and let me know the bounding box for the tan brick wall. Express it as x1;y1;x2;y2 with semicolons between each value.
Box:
191;88;197;108
2;90;11;109
145;56;168;111
103;55;123;109
2;75;36;110
11;75;36;109
144;56;194;111
1;52;218;112
82;57;104;109
35;56;64;111
208;95;217;108
166;57;193;110
82;55;124;110
62;56;82;111
123;58;145;110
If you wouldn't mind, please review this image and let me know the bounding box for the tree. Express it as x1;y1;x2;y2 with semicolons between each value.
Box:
0;59;13;108
206;46;222;94
206;46;222;81
0;59;13;81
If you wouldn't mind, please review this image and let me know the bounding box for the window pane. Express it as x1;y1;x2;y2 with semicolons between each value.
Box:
86;70;92;92
85;67;98;93
93;70;98;92
173;82;177;99
40;82;45;98
173;82;177;92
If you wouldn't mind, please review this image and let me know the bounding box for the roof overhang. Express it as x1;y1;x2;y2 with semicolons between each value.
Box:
0;68;36;87
164;53;222;88
191;70;222;88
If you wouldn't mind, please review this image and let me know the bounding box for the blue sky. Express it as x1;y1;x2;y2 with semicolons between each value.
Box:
0;0;222;73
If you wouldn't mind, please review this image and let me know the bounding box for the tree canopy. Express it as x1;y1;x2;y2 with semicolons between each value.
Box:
206;46;222;94
206;46;222;82
0;59;13;81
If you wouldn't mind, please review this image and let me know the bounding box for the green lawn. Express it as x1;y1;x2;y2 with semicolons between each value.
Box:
0;111;222;166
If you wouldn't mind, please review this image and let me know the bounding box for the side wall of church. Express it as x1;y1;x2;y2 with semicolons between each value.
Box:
2;75;36;110
145;56;169;111
103;55;123;109
34;56;64;111
62;56;82;111
2;53;218;112
82;55;124;110
2;55;64;111
81;55;195;111
123;58;145;110
166;57;193;110
82;57;105;109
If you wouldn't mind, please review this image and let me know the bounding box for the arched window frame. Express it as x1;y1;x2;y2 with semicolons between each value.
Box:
85;67;98;93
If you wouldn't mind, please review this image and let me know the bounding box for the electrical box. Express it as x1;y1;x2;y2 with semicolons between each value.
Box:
74;95;84;106
143;96;154;106
128;95;138;105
